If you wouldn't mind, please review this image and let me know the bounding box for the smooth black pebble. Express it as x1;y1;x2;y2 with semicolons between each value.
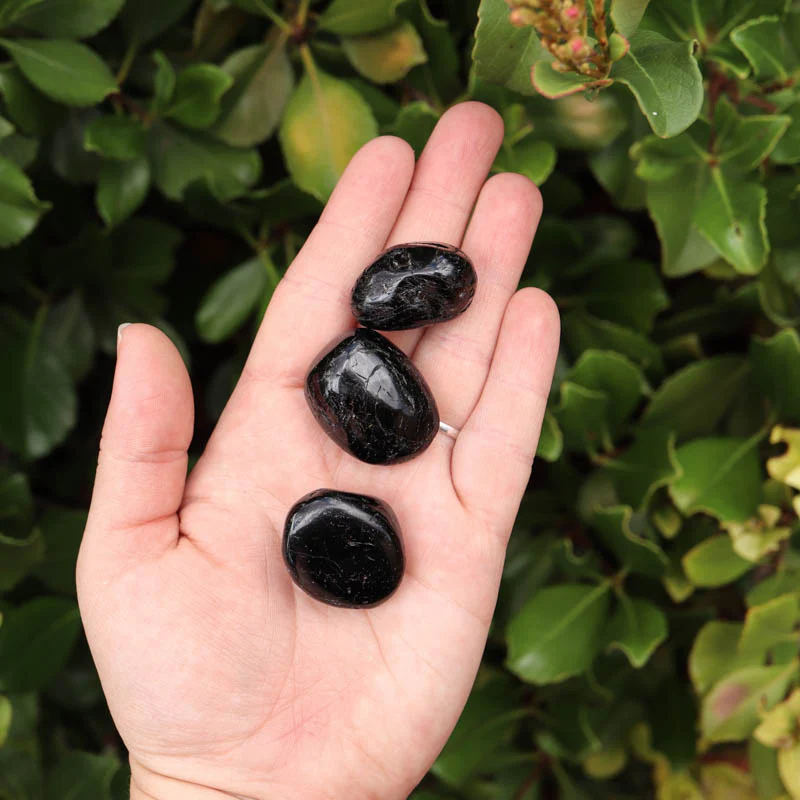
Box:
283;489;404;608
351;242;477;331
306;328;439;465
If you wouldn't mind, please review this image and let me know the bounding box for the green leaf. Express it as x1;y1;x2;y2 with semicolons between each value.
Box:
772;102;800;164
119;0;195;45
0;693;42;800
247;178;322;227
751;329;800;423
0;597;81;692
562;312;664;379
682;535;753;588
749;739;786;800
0;467;33;536
214;41;294;148
689;622;763;696
604;596;667;667
33;508;86;595
767;425;800;491
342;21;427;84
97;155;150;228
11;0;125;38
671;435;763;522
0;154;50;247
506;582;612;685
149;123;262;201
432;673;521;787
0;530;44;591
725;507;792;564
45;751;120;800
151;50;176;114
603;427;682;508
472;0;546;95
196;257;267;343
0;64;63;137
610;31;704;138
318;0;403;35
611;0;651;38
731;15;795;81
591;506;669;578
279;63;378;202
713;97;791;170
166;64;233;130
0;695;10;746
536;411;563;463
739;594;800;655
0;38;117;107
694;166;768;275
41;292;95;381
533;63;608;100
555;381;611;454
493;134;556;186
84;115;148;160
390;100;439;157
0;308;77;459
700;661;798;745
642;356;750;441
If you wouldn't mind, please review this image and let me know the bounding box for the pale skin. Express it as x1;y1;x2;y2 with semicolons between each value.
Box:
77;102;560;800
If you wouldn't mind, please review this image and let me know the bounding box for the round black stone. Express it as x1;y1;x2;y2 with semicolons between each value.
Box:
351;242;477;331
283;489;404;608
305;328;439;465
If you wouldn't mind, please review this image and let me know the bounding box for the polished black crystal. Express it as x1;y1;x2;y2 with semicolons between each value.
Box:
351;242;477;331
283;489;404;608
306;328;439;465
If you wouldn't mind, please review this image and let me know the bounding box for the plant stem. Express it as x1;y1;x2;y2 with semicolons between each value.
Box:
297;0;311;27
299;41;315;76
116;42;139;87
256;0;293;35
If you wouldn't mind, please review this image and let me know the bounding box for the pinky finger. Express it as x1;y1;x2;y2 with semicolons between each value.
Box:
451;288;560;537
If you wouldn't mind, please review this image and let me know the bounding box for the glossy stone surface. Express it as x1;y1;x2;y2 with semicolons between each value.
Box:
306;328;439;465
351;242;477;330
283;489;404;608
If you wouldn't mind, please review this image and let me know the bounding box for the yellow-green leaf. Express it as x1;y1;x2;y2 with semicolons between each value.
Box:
342;21;427;85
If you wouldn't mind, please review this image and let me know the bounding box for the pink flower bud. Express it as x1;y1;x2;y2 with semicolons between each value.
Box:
570;37;585;54
565;6;579;19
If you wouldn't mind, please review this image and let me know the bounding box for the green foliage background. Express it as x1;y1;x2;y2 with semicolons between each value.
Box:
1;0;800;797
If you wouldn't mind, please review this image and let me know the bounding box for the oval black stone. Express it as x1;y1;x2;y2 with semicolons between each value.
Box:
283;489;404;608
306;328;439;465
351;242;477;331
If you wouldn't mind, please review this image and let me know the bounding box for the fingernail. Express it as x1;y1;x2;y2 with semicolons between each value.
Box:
117;323;132;352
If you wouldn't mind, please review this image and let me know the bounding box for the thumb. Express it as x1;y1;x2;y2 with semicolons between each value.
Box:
83;323;194;563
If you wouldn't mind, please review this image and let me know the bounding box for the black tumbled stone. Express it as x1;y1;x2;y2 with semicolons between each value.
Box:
283;489;404;608
306;328;439;465
351;242;477;331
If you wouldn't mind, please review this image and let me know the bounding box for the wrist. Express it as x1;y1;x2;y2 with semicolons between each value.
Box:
130;760;254;800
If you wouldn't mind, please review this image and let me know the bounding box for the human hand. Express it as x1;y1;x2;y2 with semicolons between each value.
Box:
77;102;560;800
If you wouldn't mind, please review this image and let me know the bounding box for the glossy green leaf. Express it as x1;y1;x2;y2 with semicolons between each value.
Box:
493;134;556;186
555;381;611;454
611;0;651;37
604;596;667;667
318;0;403;35
390;101;439;157
166;64;233;130
591;506;669;578
0;38;117;107
713;97;791;170
533;63;606;100
751;329;800;423
0;467;33;536
610;31;704;138
0;308;77;459
771;102;800;165
84;115;148;160
0;693;42;800
45;751;120;800
41;292;95;381
149;123;262;201
506;582;612;685
603;427;681;508
689;621;763;696
119;0;195;45
196;257;268;343
473;0;545;95
214;41;294;148
33;508;86;595
749;739;786;800
694;166;768;275
0;597;81;692
0;155;50;247
342;21;427;84
536;411;563;463
671;435;763;522
643;357;750;441
0;530;44;591
0;64;63;137
151;50;176;114
725;506;792;564
739;594;800;655
731;15;794;81
97;154;150;227
700;661;798;745
279;64;378;202
682;535;753;588
11;0;125;38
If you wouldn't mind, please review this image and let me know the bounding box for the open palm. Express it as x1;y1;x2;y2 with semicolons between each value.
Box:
77;103;560;800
